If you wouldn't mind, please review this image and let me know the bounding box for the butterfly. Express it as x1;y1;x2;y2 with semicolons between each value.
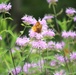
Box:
32;21;42;33
64;48;70;56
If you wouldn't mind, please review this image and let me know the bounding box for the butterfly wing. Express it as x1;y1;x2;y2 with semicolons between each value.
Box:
32;22;42;33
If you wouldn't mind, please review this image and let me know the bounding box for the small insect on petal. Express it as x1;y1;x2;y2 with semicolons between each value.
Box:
32;21;42;33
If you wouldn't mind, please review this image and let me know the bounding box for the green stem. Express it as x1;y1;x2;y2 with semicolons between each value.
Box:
10;50;17;75
38;49;43;73
68;42;75;75
0;13;17;74
19;25;31;37
46;49;49;75
4;59;13;75
21;46;32;75
52;5;60;33
19;26;26;37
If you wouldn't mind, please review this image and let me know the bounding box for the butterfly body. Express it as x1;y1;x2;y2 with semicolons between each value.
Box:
32;22;42;33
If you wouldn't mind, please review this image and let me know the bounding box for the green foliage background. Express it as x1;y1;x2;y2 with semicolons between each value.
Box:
0;0;76;74
10;0;76;31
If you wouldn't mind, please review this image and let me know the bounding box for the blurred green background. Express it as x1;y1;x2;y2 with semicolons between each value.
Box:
10;0;76;31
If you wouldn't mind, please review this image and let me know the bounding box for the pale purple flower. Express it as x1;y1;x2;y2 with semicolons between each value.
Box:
31;60;44;70
50;60;57;66
23;59;45;74
60;41;65;47
11;47;20;53
55;42;64;50
66;7;76;15
6;3;11;10
68;31;76;38
31;63;37;68
21;15;37;25
0;36;2;40
35;33;43;39
12;66;21;75
16;36;29;46
48;41;65;50
0;3;11;13
47;0;58;4
29;30;36;38
43;14;53;20
55;55;65;64
32;59;45;72
31;59;44;68
62;31;69;38
37;59;44;68
54;70;66;75
70;52;76;61
23;63;31;73
29;30;43;40
28;19;48;39
48;41;55;49
42;29;55;37
62;31;76;38
38;19;48;31
21;15;48;31
54;72;60;75
31;40;47;50
74;16;76;22
37;59;45;72
30;63;38;73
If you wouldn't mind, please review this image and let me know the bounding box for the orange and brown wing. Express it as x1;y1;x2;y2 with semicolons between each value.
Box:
32;22;42;33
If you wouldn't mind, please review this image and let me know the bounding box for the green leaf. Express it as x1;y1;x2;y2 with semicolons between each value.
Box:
5;17;13;21
0;50;7;57
4;59;10;70
44;56;55;60
21;23;25;26
29;53;41;62
57;18;67;31
20;31;24;35
56;9;63;16
0;0;9;3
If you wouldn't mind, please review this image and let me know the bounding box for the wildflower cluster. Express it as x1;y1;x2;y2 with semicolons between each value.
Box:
13;13;76;74
0;0;76;75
